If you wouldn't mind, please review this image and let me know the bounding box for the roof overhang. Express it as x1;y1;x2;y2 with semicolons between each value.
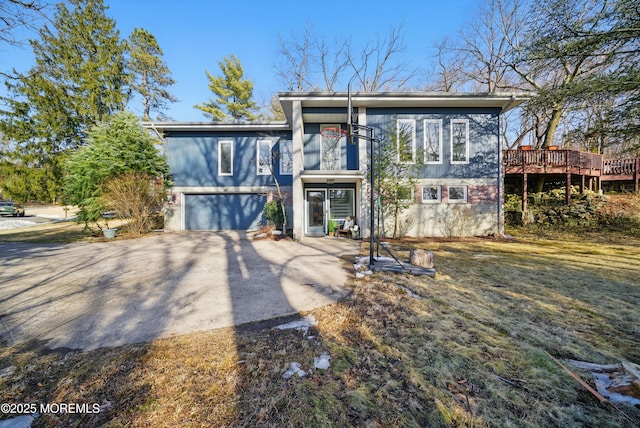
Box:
142;121;290;134
143;92;531;135
278;91;530;124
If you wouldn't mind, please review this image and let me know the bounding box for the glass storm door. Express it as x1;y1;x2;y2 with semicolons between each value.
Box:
306;190;326;236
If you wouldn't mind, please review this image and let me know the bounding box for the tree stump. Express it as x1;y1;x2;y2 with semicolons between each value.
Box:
409;249;434;268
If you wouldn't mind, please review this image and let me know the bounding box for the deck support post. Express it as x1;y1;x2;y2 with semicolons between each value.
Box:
566;173;572;205
522;172;528;213
635;159;639;192
580;175;585;194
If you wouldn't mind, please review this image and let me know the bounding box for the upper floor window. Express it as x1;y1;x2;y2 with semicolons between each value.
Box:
397;119;416;163
451;119;469;164
424;119;443;164
279;140;293;175
218;140;233;176
257;139;272;175
320;124;343;170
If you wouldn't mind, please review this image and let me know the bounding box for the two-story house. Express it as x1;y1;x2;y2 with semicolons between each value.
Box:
149;92;524;240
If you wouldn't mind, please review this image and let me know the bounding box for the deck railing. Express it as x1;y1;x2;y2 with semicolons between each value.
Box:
603;158;637;176
503;149;603;171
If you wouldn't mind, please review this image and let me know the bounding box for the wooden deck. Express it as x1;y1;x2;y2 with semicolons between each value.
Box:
503;149;603;176
503;149;639;210
602;158;640;184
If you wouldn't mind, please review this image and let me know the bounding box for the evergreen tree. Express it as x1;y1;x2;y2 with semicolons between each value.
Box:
194;54;257;122
0;0;128;202
127;27;177;121
64;111;169;227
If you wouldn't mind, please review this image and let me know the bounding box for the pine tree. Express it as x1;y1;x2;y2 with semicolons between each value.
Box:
64;111;169;227
194;54;257;122
0;0;128;202
127;27;177;121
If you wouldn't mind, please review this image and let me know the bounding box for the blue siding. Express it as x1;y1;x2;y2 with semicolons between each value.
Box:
366;108;501;179
165;131;293;187
185;193;266;230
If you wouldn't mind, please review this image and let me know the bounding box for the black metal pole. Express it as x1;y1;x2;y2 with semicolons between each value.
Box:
369;127;375;265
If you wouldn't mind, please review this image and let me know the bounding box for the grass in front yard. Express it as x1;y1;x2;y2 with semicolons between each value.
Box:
0;218;135;244
1;233;639;426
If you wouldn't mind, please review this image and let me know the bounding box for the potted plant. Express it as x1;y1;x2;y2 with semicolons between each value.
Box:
328;218;337;237
101;211;117;238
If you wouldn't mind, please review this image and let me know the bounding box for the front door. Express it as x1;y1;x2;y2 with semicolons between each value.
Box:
306;190;326;236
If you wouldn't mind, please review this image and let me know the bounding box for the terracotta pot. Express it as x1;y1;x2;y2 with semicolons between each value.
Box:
519;145;532;151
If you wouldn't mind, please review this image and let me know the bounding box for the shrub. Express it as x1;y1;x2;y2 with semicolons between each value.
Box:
101;173;166;235
263;200;284;229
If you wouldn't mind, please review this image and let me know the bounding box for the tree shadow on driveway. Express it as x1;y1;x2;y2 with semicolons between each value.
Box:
0;232;355;351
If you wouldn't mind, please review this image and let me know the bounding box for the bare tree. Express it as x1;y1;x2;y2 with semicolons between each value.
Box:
0;0;49;46
254;135;291;232
456;0;521;93
276;26;314;91
317;35;349;91
424;37;466;92
276;23;351;92
347;24;415;91
276;23;414;92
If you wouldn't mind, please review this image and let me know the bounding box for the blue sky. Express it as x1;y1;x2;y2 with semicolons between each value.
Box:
1;0;479;121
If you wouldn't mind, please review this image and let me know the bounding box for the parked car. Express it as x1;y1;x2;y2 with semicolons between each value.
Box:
0;200;25;217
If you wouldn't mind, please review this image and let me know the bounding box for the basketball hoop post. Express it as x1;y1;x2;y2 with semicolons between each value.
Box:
347;121;378;267
343;85;378;267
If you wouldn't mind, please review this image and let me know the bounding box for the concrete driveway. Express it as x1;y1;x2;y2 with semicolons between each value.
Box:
0;232;357;350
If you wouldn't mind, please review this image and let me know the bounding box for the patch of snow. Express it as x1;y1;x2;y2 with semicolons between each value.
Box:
567;359;640;406
254;233;267;239
0;220;37;230
283;362;306;379
0;365;16;379
473;254;496;259
314;353;331;370
397;284;423;299
36;214;61;219
272;230;282;235
0;413;39;428
275;315;317;336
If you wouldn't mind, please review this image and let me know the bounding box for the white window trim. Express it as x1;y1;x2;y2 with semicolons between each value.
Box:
448;185;468;203
397;118;416;164
423;119;443;164
450;119;469;164
257;139;272;176
421;185;441;203
218;140;233;176
279;140;293;175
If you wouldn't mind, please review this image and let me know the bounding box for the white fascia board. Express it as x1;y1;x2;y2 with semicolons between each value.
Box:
277;91;530;112
142;121;290;133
